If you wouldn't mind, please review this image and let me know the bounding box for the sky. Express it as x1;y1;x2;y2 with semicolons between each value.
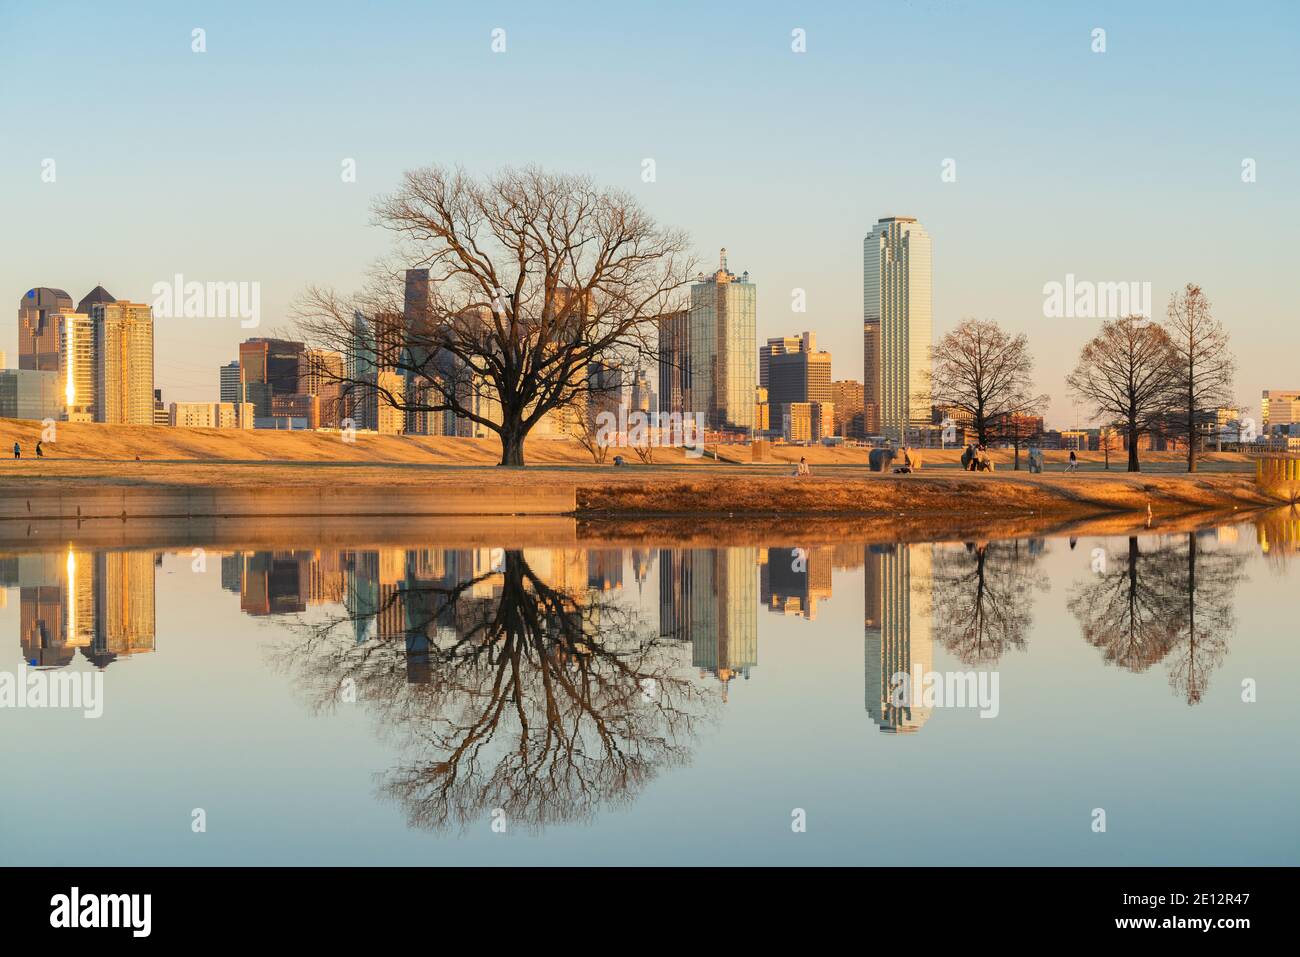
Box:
2;0;1297;427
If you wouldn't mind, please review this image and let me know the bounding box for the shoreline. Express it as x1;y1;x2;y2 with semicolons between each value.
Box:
0;461;1283;526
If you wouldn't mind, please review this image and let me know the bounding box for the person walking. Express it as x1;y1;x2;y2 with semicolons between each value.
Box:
12;442;19;459
35;440;43;458
1067;449;1079;472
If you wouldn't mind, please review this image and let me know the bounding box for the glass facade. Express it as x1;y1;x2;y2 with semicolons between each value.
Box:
863;217;932;443
688;251;756;432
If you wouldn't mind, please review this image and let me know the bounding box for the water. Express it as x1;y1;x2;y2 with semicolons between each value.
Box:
2;512;1297;866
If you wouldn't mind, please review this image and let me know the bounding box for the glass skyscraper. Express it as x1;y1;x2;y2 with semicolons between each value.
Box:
688;249;755;432
863;217;932;443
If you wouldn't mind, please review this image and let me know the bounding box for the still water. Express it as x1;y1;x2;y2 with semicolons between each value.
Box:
2;513;1298;866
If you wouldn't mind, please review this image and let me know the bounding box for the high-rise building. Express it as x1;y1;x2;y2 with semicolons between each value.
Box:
864;217;932;443
864;543;933;734
688;249;756;432
767;333;831;408
240;338;305;418
630;368;654;413
758;335;803;390
656;310;689;415
219;360;242;404
1261;390;1300;430
91;300;154;425
0;369;61;420
832;380;865;438
56;311;96;421
18;287;73;372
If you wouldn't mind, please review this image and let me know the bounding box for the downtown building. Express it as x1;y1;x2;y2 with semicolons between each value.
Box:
864;217;932;443
765;331;833;442
684;249;756;434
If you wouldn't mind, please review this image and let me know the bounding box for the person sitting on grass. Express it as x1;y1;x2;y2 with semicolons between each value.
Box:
795;456;811;477
892;447;917;474
975;445;993;472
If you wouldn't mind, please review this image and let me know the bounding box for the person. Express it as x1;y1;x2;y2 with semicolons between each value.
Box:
960;443;974;471
795;456;811;477
1067;449;1079;472
893;446;915;474
12;442;19;459
35;440;43;458
976;445;993;472
1027;445;1042;474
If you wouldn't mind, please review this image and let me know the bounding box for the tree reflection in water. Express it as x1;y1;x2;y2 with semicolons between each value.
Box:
929;538;1050;665
1069;531;1246;704
276;549;716;831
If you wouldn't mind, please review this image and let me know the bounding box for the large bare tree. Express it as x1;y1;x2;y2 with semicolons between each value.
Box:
925;319;1048;447
1163;284;1235;473
1067;315;1176;472
294;165;694;466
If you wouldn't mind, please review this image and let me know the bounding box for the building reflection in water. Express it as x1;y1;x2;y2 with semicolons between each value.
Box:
3;548;156;669
658;548;758;699
761;547;833;620
864;543;933;734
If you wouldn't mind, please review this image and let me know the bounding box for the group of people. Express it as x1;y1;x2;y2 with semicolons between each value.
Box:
960;443;994;472
11;441;43;459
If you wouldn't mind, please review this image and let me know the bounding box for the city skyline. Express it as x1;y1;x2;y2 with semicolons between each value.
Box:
3;2;1296;429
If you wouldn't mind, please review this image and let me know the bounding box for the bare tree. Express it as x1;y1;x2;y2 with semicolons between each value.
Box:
293;165;694;466
1067;315;1176;472
1163;284;1235;473
925;319;1048;447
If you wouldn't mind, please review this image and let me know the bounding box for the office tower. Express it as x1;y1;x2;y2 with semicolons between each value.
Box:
758;335;804;389
767;333;831;409
56;311;96;421
864;217;932;443
220;360;241;403
90;301;154;425
18;287;73;371
832;380;865;438
77;284;116;316
688;249;756;432
630;368;654;413
656;309;689;414
240;338;305;419
864;543;933;734
762;546;833;620
690;548;758;698
300;348;344;428
152;388;168;426
1261;390;1300;430
0;369;61;420
89;551;156;665
587;359;623;426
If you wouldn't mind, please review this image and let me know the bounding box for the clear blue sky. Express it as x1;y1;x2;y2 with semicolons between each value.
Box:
2;0;1296;426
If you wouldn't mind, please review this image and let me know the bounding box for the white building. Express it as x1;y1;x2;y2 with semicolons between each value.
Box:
864;217;932;443
169;401;251;429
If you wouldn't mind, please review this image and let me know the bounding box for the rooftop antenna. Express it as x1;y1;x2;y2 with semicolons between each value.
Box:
719;247;728;273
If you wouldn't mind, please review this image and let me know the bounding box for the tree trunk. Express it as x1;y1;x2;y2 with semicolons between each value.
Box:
1187;401;1198;473
1127;427;1140;472
1013;441;1021;471
498;424;526;467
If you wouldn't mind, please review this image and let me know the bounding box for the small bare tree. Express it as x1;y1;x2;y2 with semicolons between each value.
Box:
925;319;1048;447
1067;315;1176;472
294;165;694;466
1163;283;1235;473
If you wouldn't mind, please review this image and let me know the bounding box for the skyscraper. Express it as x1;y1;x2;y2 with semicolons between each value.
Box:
219;360;242;404
656;309;689;415
688;249;756;432
864;543;933;734
18;287;73;372
91;300;154;425
864;217;932;443
57;312;96;421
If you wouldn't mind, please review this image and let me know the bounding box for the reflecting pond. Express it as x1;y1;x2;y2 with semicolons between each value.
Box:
2;511;1298;865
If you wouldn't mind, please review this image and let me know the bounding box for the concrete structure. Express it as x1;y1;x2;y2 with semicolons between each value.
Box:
0;369;62;420
864;217;932;443
688;249;755;432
